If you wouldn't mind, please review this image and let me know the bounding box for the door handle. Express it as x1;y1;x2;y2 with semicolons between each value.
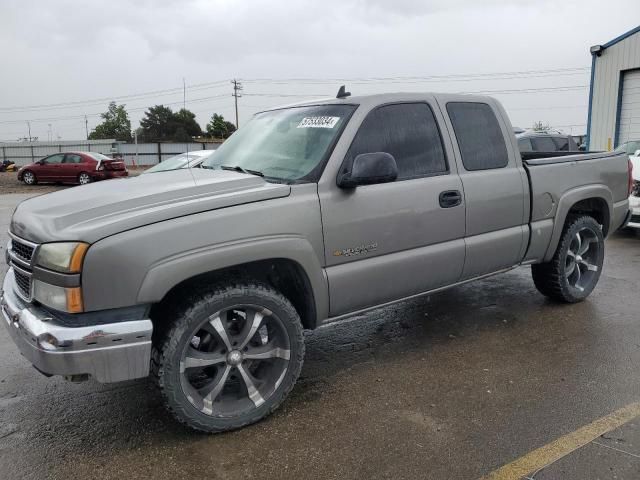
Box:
439;190;462;208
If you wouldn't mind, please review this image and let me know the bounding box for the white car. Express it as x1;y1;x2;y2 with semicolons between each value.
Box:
143;149;216;174
628;150;640;229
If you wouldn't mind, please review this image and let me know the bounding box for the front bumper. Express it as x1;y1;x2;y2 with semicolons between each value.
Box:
628;196;640;229
1;268;152;383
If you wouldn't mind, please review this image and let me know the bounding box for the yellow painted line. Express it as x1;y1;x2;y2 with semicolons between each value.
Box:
481;401;640;480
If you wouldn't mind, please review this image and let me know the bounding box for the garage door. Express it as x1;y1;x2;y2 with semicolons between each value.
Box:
617;69;640;146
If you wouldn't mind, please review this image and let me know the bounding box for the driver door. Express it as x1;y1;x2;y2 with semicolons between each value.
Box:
318;101;466;317
38;153;65;180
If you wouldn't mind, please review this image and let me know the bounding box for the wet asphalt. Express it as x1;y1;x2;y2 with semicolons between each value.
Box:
1;192;640;479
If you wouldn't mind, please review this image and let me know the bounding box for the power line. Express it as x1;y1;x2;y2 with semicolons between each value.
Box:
0;93;232;125
240;67;590;84
0;66;590;114
242;85;589;99
0;80;230;113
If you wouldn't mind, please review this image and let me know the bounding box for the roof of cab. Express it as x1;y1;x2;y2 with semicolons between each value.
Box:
260;92;497;112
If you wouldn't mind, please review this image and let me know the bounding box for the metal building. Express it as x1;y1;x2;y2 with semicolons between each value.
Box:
587;25;640;151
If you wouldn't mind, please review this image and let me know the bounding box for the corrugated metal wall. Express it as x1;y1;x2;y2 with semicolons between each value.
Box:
1;140;117;166
589;31;640;151
118;142;220;165
1;141;221;166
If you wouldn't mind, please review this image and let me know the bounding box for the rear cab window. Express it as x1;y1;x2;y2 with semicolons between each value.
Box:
344;102;448;181
446;102;509;170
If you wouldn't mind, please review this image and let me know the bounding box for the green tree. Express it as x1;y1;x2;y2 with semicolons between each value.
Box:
139;105;177;141
88;102;132;141
175;108;203;138
139;105;203;141
206;113;236;139
223;121;237;138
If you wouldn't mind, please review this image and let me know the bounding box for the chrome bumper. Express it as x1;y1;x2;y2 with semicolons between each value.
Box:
0;268;152;383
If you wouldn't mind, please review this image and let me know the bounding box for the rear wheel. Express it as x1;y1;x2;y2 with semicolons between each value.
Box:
22;170;37;185
78;172;91;185
153;282;305;432
532;215;604;303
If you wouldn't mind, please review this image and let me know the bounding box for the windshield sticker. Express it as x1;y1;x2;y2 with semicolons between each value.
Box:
297;116;340;129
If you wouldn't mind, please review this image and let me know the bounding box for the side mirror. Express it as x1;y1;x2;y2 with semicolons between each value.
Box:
338;152;398;188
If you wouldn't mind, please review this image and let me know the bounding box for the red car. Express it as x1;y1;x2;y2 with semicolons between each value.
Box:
17;151;128;185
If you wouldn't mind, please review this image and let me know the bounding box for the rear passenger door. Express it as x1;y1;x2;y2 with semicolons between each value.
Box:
439;99;528;279
319;101;466;316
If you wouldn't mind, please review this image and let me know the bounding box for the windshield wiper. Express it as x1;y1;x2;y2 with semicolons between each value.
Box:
220;165;264;177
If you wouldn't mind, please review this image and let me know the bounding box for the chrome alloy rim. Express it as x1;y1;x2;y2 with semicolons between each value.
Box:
24;172;35;184
565;227;600;291
179;305;291;417
79;173;91;184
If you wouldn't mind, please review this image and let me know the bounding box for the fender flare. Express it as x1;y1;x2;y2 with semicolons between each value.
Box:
542;184;612;262
137;234;329;323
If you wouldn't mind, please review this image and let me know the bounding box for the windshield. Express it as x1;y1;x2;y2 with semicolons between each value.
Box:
201;104;355;181
145;152;210;173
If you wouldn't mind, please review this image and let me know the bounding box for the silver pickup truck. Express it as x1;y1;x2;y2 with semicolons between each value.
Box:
1;92;632;432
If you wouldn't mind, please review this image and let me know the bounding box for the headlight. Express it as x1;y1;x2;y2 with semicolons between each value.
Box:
33;280;83;313
36;242;89;273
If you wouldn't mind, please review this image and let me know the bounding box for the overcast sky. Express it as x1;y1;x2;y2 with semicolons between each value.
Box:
1;0;639;141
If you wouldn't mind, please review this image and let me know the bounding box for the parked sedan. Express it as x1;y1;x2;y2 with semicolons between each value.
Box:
17;152;128;185
142;149;216;174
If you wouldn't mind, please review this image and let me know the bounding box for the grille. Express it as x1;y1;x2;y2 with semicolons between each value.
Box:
13;268;32;300
11;238;35;263
631;214;640;224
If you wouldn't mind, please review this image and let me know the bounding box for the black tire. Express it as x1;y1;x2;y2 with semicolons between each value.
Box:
22;170;37;185
153;281;305;433
532;215;604;303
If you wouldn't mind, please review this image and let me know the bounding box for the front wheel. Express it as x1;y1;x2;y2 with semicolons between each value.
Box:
532;215;604;303
153;282;305;432
22;170;37;185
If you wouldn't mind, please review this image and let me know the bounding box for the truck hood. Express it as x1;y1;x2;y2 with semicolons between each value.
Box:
10;168;291;243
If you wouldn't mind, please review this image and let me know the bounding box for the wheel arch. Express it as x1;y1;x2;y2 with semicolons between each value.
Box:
140;237;328;330
543;185;612;262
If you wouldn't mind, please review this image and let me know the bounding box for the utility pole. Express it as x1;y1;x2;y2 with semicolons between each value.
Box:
85;115;89;140
47;124;52;142
26;121;32;141
231;79;243;128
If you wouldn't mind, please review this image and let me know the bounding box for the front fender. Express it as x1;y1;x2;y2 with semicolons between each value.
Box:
136;235;329;321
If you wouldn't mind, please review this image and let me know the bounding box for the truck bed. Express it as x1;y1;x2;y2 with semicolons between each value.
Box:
522;150;630;263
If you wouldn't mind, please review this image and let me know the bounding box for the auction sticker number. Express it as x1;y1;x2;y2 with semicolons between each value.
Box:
297;116;340;128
